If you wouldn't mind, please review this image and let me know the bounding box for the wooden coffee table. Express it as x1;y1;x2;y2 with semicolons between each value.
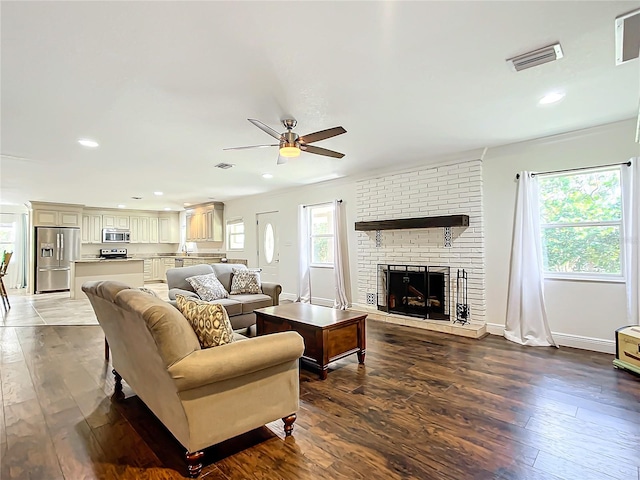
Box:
255;303;367;380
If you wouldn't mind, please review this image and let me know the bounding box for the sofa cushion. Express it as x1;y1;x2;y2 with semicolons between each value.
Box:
186;272;229;301
229;293;274;314
176;295;235;349
211;263;247;291
230;269;261;294
207;298;243;317
166;264;214;292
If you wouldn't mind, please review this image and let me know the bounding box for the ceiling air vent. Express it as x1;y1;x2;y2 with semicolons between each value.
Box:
214;162;234;169
506;43;564;72
616;8;640;65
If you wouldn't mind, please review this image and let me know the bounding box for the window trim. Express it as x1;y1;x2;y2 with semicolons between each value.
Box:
308;203;335;268
538;166;624;281
226;218;245;251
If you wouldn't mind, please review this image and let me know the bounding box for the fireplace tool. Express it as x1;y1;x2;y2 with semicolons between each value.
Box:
455;269;469;325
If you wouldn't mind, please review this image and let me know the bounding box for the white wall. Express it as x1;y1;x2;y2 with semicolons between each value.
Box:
222;179;358;304
483;119;638;353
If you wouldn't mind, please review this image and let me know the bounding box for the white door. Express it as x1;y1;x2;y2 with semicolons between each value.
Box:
257;211;279;283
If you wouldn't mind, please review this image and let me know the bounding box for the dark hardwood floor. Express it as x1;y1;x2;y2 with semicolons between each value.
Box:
1;320;639;479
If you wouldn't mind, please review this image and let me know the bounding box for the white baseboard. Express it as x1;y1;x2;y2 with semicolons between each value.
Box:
486;322;615;354
279;292;335;307
280;292;297;302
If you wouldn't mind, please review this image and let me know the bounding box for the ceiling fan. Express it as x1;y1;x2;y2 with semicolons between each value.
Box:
224;118;346;164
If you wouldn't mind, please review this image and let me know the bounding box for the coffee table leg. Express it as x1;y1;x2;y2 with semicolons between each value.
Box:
357;349;366;364
320;368;328;380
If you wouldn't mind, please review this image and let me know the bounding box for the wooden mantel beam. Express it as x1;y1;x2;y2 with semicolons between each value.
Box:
354;215;469;231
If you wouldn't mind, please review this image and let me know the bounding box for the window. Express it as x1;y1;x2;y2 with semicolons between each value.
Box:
226;219;244;250
538;167;622;279
0;220;16;254
309;204;334;266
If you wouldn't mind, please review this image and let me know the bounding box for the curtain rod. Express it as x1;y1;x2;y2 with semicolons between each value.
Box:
516;161;631;179
303;200;342;208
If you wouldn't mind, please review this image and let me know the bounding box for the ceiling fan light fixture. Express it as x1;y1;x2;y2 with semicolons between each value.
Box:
279;145;300;158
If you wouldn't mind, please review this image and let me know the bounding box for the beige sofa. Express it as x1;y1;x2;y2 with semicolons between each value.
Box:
166;263;281;332
83;280;304;478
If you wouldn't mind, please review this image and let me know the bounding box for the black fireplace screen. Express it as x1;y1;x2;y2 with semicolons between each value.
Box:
377;264;450;320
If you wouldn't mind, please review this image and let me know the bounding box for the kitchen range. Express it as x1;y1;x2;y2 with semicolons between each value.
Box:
99;248;130;259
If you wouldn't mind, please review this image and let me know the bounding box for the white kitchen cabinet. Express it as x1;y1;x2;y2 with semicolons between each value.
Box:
207;207;223;242
152;258;163;281
130;216;151;243
81;214;102;244
162;258;174;281
130;216;140;243
103;215;130;229
81;215;90;243
149;217;159;243
143;259;153;281
186;213;195;242
184;203;224;243
140;217;150;243
34;209;81;227
158;217;179;243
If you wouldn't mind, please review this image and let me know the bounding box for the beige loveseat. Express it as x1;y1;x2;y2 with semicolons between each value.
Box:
83;280;304;478
166;263;281;332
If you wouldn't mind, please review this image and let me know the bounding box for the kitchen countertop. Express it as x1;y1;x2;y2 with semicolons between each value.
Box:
74;258;144;263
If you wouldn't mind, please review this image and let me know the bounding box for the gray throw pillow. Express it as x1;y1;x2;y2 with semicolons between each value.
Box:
186;272;229;301
230;268;262;295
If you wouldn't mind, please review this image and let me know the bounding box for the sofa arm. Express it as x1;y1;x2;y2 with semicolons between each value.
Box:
168;331;304;392
168;288;199;301
261;282;282;306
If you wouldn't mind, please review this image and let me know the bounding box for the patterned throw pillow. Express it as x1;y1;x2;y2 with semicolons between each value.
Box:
230;268;262;294
186;273;229;301
176;295;234;348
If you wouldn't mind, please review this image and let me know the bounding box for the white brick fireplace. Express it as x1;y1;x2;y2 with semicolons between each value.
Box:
356;159;486;334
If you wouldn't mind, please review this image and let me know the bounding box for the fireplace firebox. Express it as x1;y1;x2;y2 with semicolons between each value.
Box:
377;265;450;320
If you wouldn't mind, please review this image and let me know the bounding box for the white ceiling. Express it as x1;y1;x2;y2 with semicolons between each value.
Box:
1;1;639;210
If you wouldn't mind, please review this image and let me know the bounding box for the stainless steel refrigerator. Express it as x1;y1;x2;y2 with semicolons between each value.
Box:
35;227;81;293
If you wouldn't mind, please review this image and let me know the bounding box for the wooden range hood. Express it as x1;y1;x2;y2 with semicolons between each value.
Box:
354;215;469;231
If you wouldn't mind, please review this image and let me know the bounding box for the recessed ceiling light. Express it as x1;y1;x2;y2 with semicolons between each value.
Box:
262;173;273;179
78;138;99;148
539;92;565;105
117;204;126;209
164;207;171;211
183;202;191;207
154;191;163;196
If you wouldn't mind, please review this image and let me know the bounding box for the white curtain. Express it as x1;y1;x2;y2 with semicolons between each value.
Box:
333;200;349;309
505;172;557;347
296;205;311;303
2;213;27;289
622;159;639;325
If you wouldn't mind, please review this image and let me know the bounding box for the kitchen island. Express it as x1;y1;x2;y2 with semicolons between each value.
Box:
70;258;144;299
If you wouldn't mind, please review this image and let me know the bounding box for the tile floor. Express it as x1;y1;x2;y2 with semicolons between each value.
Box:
0;283;170;326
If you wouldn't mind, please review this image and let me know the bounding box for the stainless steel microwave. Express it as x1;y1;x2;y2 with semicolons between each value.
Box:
102;228;130;243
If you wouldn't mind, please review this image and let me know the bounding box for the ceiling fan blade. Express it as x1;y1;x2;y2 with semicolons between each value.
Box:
248;119;283;140
277;155;287;165
223;144;278;151
301;145;345;158
299;126;346;144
